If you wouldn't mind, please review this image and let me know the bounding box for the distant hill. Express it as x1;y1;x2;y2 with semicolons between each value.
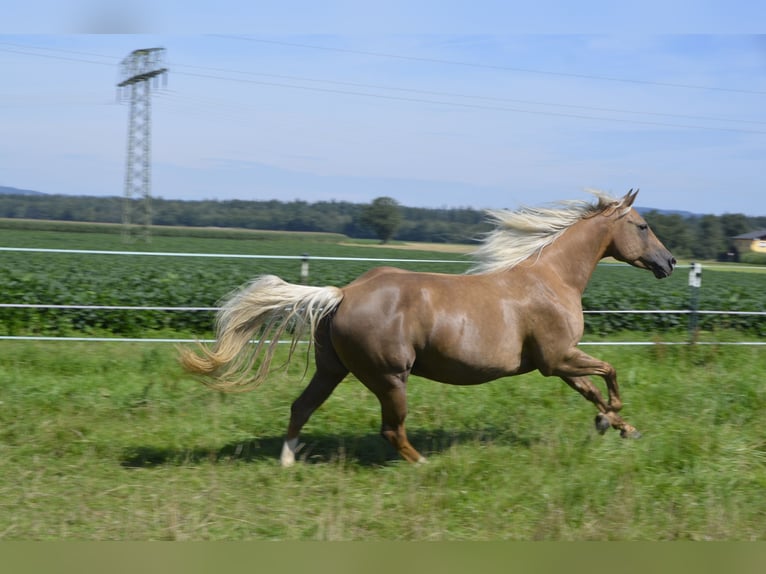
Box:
0;185;46;196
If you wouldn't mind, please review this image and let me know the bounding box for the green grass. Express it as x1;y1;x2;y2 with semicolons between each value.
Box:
0;340;764;540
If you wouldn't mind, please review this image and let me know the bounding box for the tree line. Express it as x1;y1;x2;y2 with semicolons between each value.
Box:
0;193;764;260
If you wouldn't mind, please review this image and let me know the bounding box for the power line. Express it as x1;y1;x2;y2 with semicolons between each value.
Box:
0;43;116;67
5;40;765;127
0;41;120;60
169;61;766;126
219;35;766;96
3;40;765;134
172;68;766;135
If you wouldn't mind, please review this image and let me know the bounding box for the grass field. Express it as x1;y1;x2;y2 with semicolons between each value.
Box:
0;222;764;541
0;339;764;541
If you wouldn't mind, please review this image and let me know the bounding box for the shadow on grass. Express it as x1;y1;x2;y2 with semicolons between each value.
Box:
120;427;538;469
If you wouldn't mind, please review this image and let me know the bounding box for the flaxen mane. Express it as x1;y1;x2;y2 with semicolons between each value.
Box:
469;190;632;274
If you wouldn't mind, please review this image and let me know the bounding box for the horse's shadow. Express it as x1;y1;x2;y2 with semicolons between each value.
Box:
120;427;537;468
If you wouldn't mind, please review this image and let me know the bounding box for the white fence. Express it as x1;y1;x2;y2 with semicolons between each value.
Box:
0;247;764;346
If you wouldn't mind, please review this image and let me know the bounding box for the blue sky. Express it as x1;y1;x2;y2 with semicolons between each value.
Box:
1;4;765;215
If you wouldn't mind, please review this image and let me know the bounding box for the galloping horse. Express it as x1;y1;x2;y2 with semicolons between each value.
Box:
180;190;676;466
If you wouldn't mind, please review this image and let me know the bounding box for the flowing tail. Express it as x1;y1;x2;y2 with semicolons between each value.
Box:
179;275;344;392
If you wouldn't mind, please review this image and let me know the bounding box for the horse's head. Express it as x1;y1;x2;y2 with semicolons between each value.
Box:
606;190;676;278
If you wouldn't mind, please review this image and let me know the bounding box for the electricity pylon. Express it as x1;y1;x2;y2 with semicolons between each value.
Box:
117;48;167;242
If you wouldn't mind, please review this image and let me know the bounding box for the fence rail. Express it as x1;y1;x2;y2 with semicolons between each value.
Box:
0;304;218;311
0;246;470;265
2;245;765;270
0;335;764;346
1;246;763;346
1;303;764;317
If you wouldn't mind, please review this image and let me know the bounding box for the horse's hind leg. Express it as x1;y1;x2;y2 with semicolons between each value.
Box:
281;349;348;467
361;374;425;464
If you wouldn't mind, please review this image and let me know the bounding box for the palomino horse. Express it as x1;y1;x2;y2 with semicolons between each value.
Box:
180;190;675;466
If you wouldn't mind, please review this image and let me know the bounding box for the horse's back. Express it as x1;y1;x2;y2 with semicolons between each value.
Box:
345;265;411;286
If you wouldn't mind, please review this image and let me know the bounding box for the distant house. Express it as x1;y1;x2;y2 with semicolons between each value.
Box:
732;230;766;254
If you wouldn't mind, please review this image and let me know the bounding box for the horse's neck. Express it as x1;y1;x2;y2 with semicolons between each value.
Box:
538;216;612;294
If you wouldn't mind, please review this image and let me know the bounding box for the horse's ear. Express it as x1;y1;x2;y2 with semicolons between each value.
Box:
623;188;639;207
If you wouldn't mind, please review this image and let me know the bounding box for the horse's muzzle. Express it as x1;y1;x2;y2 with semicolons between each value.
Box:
649;255;676;279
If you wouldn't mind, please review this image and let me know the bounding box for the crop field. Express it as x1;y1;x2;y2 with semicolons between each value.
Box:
1;225;765;338
0;225;471;337
0;223;764;541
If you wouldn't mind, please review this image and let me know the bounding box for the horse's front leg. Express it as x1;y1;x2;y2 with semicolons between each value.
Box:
561;375;641;438
553;348;623;410
554;349;641;439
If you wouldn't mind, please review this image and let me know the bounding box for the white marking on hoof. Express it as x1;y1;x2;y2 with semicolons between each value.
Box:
416;456;428;464
280;438;299;467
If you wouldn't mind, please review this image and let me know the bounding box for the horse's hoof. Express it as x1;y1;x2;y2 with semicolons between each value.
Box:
280;438;300;467
620;428;642;439
594;413;611;434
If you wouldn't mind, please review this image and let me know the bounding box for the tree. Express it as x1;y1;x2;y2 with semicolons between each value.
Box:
718;213;750;240
359;196;402;244
692;215;725;260
644;211;693;258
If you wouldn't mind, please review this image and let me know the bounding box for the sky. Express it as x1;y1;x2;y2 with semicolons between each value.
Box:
1;3;765;216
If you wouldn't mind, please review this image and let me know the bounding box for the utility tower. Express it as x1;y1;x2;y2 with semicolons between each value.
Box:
117;48;168;242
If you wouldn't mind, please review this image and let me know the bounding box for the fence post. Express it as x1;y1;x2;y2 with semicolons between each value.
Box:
300;253;310;284
688;262;702;342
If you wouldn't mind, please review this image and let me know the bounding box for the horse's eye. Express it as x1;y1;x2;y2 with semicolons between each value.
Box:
637;223;648;231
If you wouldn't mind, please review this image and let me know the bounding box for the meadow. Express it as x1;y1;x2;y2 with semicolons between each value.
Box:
0;222;764;540
1;340;764;541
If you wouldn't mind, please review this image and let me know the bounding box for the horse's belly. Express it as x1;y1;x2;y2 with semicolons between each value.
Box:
411;347;532;386
411;365;510;385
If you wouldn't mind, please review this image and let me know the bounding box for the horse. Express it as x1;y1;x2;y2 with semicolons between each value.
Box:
179;189;676;466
